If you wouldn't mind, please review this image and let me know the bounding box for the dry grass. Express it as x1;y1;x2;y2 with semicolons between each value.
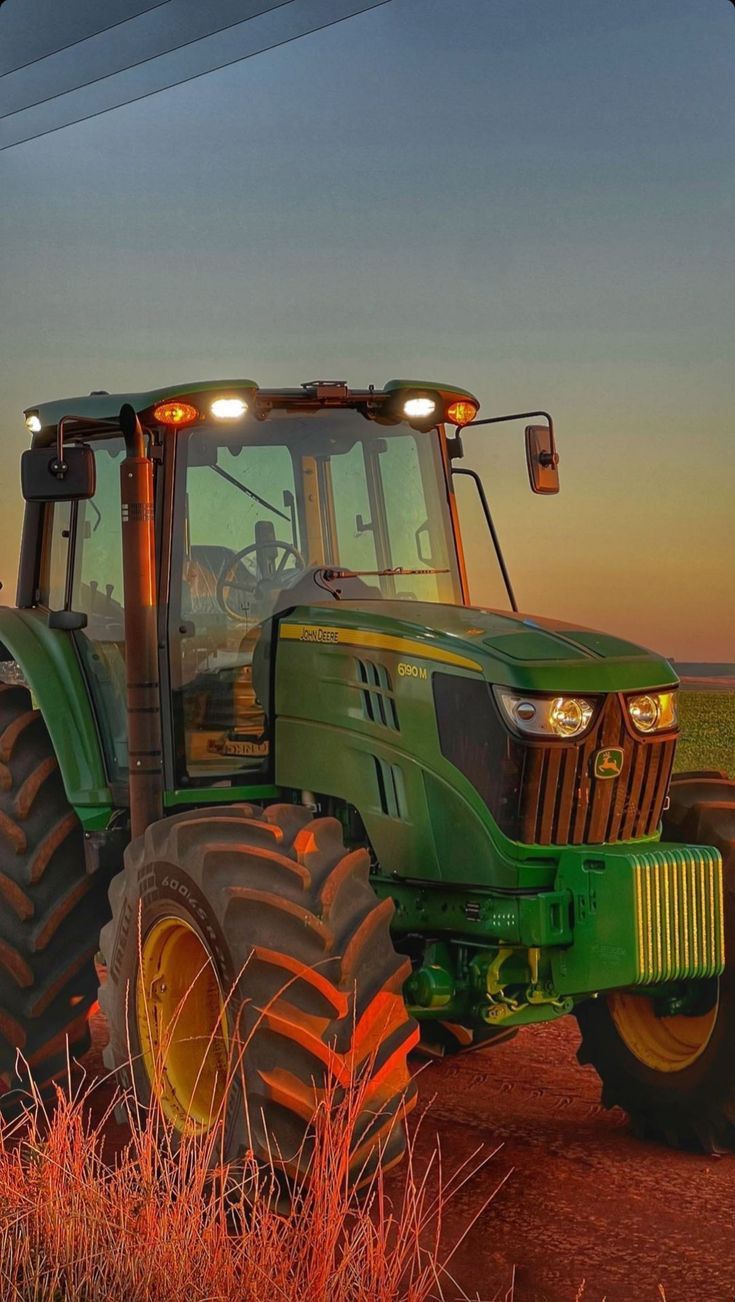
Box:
0;1049;496;1301
0;913;502;1299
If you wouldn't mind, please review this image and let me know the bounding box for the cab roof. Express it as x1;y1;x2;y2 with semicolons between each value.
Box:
23;378;480;445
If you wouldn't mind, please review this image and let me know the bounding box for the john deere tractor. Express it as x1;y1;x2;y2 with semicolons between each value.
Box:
0;377;731;1180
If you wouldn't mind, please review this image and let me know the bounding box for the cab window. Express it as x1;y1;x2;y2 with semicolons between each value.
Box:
171;435;299;782
70;437;128;780
41;500;72;611
170;412;462;786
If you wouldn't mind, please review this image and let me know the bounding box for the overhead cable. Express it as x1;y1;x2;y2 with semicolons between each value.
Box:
0;0;390;152
0;1;299;119
0;0;174;78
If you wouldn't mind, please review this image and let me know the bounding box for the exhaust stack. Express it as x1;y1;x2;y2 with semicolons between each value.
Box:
119;403;163;837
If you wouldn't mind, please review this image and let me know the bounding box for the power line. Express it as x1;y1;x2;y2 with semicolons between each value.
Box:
0;0;390;152
0;0;296;121
0;1;173;78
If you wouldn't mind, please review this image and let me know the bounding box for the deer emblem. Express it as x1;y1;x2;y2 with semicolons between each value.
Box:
594;747;624;780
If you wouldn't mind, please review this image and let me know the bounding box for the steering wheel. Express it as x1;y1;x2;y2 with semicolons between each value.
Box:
216;540;306;619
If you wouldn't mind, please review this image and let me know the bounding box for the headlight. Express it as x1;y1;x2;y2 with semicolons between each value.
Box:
626;691;678;734
494;688;596;739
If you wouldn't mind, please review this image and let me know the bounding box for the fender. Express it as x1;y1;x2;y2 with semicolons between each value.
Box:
0;607;112;815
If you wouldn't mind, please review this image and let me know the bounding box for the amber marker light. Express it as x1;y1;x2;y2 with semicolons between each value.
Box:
446;399;479;426
152;401;199;426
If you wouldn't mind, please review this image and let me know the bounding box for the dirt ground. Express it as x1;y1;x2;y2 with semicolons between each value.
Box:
399;1020;735;1302
84;1011;734;1302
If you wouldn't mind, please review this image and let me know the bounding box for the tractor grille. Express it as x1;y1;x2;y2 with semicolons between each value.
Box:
434;677;676;847
519;695;676;846
632;846;724;982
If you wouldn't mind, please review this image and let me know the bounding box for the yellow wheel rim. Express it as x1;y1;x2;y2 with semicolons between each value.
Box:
136;916;230;1133
609;989;718;1073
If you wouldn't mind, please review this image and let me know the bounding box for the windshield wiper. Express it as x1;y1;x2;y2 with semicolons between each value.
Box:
211;464;290;523
316;566;449;599
323;567;449;579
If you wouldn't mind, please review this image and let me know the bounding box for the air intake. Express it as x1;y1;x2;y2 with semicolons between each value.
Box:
356;659;399;731
374;757;406;819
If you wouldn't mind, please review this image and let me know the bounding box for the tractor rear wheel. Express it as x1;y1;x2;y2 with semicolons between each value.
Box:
99;803;418;1184
575;772;735;1152
0;682;110;1113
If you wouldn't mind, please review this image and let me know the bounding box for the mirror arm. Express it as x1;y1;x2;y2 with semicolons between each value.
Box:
458;409;558;463
50;413;119;479
50;415;76;478
452;467;518;613
446;431;464;459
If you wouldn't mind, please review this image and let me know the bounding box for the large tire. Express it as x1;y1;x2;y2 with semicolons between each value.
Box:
575;772;735;1152
99;803;418;1183
0;682;110;1111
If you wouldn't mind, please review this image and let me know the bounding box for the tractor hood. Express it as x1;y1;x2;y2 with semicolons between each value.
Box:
284;600;678;694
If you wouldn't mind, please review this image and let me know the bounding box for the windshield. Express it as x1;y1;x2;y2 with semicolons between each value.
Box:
170;408;463;782
178;409;462;612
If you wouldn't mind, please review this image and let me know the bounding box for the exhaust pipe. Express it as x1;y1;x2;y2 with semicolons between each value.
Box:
119;403;163;838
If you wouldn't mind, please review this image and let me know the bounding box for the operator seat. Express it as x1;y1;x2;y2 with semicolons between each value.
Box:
183;545;234;616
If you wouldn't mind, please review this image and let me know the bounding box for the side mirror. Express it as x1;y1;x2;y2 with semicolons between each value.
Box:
21;445;96;502
525;425;559;495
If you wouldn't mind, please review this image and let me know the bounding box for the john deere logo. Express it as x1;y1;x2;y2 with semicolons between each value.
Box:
594;748;624;780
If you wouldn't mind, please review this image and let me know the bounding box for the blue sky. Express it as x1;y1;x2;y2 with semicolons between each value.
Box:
1;0;733;657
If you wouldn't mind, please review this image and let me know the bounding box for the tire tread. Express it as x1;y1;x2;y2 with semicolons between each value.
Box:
0;688;111;1111
100;802;416;1182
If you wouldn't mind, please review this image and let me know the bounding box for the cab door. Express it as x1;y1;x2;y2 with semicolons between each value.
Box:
67;436;130;783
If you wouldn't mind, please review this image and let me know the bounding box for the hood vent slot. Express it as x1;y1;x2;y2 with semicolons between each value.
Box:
374;757;406;819
356;658;399;731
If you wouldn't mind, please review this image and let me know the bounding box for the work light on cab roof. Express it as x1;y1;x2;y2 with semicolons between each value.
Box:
381;380;481;431
403;396;436;420
210;396;248;420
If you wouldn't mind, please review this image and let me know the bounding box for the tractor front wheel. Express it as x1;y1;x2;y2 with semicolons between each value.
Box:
575;773;735;1152
99;803;418;1184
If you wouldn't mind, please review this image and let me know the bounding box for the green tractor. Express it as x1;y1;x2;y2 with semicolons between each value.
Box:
0;377;731;1181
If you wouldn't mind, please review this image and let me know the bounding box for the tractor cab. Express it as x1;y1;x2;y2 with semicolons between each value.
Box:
20;378;552;794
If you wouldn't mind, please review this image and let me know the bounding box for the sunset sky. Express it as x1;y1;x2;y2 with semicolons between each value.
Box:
1;0;733;661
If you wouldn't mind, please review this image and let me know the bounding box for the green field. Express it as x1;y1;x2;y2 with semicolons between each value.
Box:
676;691;735;777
